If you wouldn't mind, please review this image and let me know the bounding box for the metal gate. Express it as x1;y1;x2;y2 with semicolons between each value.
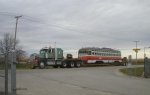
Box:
144;57;150;78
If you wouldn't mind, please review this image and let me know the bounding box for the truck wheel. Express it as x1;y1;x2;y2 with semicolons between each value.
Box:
75;62;81;68
123;63;127;66
39;62;45;69
61;62;67;68
69;61;75;68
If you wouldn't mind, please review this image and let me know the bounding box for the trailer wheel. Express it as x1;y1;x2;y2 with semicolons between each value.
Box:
75;62;81;68
123;62;127;66
61;62;67;68
69;61;75;68
39;62;45;69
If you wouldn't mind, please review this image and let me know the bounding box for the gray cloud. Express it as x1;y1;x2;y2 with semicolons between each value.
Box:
0;0;150;57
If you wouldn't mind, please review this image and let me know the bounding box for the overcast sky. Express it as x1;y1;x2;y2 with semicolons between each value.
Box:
0;0;150;58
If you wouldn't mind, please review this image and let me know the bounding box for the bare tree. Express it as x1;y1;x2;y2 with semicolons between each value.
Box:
0;33;13;54
0;33;12;64
0;33;26;62
16;49;26;62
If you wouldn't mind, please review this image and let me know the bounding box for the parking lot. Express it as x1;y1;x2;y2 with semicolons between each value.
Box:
16;66;150;95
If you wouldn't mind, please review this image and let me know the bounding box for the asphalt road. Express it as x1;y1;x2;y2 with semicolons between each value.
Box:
16;66;150;95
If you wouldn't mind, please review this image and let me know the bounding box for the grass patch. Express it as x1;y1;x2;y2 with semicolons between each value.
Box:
16;63;32;69
1;62;32;70
120;67;144;77
0;62;53;69
0;63;31;70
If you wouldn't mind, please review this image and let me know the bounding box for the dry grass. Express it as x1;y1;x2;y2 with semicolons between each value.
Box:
120;67;144;77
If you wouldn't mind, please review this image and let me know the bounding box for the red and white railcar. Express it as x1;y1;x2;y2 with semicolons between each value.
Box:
78;47;122;64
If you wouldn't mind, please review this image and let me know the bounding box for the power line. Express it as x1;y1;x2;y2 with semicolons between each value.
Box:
0;12;85;34
0;12;18;17
0;12;76;30
0;12;98;33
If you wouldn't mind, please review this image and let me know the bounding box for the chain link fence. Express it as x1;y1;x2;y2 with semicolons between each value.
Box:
144;57;150;78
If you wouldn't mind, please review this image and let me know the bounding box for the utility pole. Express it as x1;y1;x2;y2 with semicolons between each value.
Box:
5;40;9;95
144;47;150;58
55;42;57;61
134;41;139;65
144;47;146;58
11;15;22;95
133;41;140;75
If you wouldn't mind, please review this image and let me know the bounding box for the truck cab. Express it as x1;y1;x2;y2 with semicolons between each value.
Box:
32;47;81;69
38;47;63;68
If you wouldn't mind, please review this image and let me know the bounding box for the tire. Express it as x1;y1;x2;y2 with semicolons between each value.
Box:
75;62;81;68
69;61;75;68
39;62;45;69
124;63;127;66
61;62;67;68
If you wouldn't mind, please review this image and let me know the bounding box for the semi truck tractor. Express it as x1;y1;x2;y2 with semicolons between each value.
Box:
33;47;82;69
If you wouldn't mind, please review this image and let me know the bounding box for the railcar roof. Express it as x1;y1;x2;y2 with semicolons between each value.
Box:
79;47;120;52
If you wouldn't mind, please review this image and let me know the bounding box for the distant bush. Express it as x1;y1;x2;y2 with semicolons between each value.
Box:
16;62;32;69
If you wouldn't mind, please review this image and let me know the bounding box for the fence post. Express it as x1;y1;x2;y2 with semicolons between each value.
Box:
11;50;17;95
128;55;132;67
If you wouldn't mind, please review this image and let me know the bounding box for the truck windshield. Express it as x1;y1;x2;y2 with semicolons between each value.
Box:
40;49;48;54
40;50;45;54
